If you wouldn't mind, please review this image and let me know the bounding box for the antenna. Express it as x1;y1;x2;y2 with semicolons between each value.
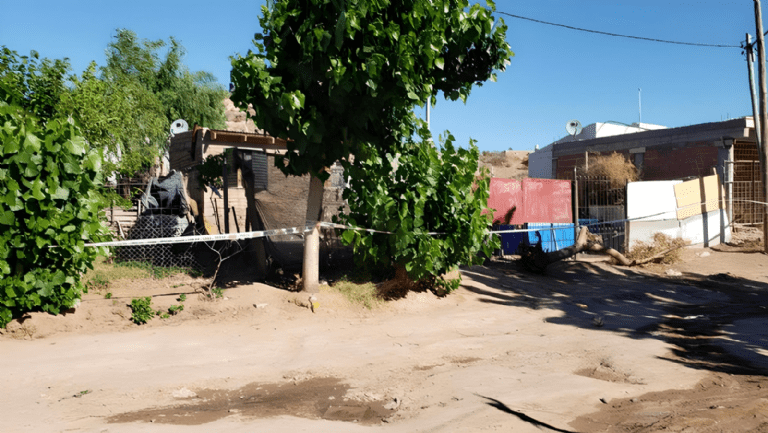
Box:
638;88;642;123
565;119;583;137
170;119;189;136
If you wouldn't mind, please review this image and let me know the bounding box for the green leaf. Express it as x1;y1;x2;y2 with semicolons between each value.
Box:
0;210;14;226
50;186;70;200
341;229;356;245
335;11;347;50
434;57;444;70
31;179;45;200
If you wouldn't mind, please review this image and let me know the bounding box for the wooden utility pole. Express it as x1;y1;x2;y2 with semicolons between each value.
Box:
754;0;768;253
747;33;763;147
222;151;230;234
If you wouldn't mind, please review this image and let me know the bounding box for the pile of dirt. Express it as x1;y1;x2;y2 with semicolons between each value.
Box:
729;223;763;249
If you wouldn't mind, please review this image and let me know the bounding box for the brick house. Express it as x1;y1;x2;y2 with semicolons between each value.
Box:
168;127;346;235
528;117;760;224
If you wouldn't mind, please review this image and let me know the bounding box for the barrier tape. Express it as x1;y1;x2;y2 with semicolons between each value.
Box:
65;197;768;248
488;197;768;235
317;221;445;235
75;225;316;248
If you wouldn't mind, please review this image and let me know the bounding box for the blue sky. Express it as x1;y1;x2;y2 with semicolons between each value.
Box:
0;1;757;152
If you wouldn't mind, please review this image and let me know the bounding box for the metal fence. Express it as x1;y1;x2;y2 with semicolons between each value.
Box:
103;177;200;270
725;160;764;226
573;175;627;253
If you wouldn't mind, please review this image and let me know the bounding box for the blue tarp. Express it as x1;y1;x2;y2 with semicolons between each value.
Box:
527;223;576;253
496;225;527;255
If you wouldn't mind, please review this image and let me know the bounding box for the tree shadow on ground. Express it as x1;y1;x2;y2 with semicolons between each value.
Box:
477;394;578;433
460;257;768;377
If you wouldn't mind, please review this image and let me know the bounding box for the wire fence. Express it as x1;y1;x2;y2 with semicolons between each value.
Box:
103;177;201;270
727;160;764;226
574;175;627;253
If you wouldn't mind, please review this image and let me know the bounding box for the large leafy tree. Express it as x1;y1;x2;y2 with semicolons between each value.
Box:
61;63;167;177
102;30;228;131
0;48;70;122
230;0;512;179
230;0;510;288
2;30;228;178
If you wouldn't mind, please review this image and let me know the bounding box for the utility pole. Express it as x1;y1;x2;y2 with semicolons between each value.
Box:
754;0;768;253
747;33;762;147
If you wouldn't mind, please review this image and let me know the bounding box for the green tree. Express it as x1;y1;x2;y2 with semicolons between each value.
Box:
3;30;228;179
230;0;510;288
0;84;108;327
60;63;167;177
0;47;71;121
230;0;512;179
102;29;228;132
337;131;498;292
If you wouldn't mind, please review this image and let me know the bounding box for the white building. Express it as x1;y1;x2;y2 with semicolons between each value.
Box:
529;122;667;178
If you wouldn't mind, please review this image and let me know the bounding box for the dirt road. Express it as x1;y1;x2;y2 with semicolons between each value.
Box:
1;248;767;432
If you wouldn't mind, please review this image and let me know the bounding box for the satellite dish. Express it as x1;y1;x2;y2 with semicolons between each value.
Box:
565;119;583;137
170;119;189;136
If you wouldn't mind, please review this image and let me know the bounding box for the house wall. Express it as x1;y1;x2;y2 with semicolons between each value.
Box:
169;131;197;172
553;142;719;181
170;134;346;234
626;178;730;248
642;142;718;180
527;145;553;178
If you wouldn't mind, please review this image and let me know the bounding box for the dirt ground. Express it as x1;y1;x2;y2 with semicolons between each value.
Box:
2;244;768;432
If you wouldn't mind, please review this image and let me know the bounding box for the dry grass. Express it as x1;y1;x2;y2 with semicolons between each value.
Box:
581;152;639;187
82;257;153;292
82;257;200;293
329;279;382;310
626;232;688;265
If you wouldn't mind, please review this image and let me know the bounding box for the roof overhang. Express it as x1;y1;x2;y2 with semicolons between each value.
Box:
552;117;754;158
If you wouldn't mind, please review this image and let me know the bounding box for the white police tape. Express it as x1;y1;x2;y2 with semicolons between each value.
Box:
317;221;445;235
487;197;768;235
73;197;768;248
79;225;316;248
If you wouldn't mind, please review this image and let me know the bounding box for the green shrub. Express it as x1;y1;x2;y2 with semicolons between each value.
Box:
0;93;107;327
129;297;154;325
336;131;498;293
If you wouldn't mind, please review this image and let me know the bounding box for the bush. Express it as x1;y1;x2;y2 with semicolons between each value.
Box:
0;95;107;327
581;152;639;187
336;131;498;293
130;297;154;325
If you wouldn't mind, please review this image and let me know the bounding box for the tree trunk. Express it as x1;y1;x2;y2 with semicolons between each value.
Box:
302;175;324;292
520;226;634;273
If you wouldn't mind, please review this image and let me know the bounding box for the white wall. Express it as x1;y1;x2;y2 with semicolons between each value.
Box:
627;180;682;221
554;122;666;144
528;144;553;179
627;180;731;248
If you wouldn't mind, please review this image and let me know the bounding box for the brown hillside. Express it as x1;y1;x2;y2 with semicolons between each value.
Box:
478;150;529;180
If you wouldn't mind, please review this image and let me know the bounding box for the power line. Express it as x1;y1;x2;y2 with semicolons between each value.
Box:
496;11;741;48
